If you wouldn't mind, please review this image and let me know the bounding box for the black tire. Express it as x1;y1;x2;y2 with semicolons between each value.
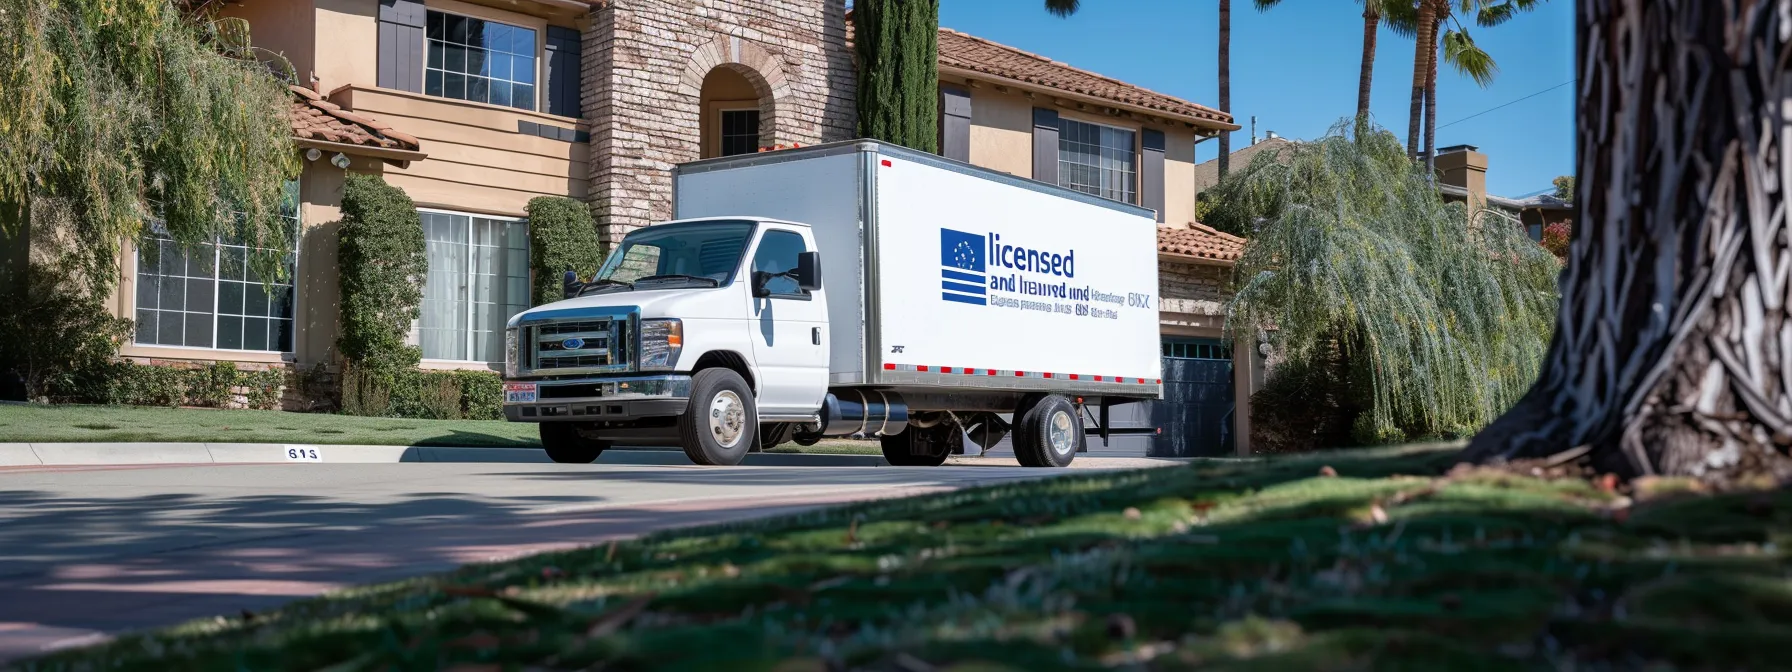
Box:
880;425;958;466
1009;394;1045;462
679;368;758;466
540;423;609;464
1013;395;1079;468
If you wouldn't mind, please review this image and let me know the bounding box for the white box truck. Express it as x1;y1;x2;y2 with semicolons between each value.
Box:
501;140;1162;467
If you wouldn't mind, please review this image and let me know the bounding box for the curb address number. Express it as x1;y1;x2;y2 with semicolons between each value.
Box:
285;446;322;462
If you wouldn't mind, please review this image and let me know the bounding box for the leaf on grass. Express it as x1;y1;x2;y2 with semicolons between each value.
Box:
1122;507;1142;520
586;593;657;637
847;517;859;545
1319;465;1338;477
605;540;617;562
1369;503;1388;525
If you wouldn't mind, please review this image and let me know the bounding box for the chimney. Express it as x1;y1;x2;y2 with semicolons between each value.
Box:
1435;144;1488;209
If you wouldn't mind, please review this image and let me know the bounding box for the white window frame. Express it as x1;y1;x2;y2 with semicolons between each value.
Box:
422;9;542;112
1057;117;1140;205
130;181;302;357
415;207;531;365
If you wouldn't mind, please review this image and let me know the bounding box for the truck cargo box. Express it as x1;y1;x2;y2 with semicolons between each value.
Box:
672;140;1162;399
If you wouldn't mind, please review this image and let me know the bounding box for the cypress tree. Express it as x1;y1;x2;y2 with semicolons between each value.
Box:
855;0;940;152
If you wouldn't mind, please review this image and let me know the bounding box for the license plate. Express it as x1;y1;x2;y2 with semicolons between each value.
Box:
504;383;538;403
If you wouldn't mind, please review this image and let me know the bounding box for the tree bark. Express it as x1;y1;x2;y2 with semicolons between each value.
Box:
1407;0;1436;160
1217;0;1232;179
1356;5;1378;126
1463;0;1792;484
1422;11;1439;178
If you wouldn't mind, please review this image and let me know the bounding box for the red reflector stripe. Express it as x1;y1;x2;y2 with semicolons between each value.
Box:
1014;371;1025;377
986;369;997;375
1094;376;1104;381
883;363;895;370
880;159;892;167
1069;374;1080;380
1156;379;1162;384
941;366;953;373
917;365;929;372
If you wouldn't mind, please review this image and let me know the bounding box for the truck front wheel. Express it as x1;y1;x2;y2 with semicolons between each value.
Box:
1014;395;1080;468
540;423;610;464
679;368;758;466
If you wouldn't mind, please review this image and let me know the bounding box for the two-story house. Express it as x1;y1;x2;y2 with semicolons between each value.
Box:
104;0;1259;456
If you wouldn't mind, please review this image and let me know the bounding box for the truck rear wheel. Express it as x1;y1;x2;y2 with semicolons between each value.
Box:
1014;395;1080;468
540;423;610;464
880;424;959;467
679;368;758;466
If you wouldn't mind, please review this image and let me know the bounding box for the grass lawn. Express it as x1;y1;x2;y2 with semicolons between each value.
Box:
0;403;883;454
20;445;1789;670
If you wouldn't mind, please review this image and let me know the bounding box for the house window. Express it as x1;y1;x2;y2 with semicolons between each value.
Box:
134;181;300;353
1058;118;1137;204
425;11;537;111
720;109;761;157
418;210;530;363
1162;338;1231;361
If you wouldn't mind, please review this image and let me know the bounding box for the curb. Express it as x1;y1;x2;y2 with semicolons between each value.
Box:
0;442;889;468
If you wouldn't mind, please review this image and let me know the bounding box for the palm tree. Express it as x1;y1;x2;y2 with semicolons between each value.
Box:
1255;0;1391;127
1389;1;1541;173
1218;0;1231;179
1044;0;1080;17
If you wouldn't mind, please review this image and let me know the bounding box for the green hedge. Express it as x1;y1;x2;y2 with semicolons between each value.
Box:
854;0;940;152
337;174;427;375
58;361;284;410
340;364;501;420
526;196;602;305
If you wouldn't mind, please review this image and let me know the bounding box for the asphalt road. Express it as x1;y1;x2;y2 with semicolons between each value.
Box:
0;456;1131;661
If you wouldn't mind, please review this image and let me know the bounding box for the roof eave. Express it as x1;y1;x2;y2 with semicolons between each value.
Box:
939;65;1240;132
296;137;428;168
1157;251;1237;267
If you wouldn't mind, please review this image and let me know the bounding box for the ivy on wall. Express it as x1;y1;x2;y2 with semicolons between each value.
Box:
336;174;427;377
526;196;603;305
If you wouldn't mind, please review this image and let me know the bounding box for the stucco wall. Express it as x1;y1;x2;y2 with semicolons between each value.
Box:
224;0;319;87
967;87;1035;178
312;0;377;92
583;0;858;242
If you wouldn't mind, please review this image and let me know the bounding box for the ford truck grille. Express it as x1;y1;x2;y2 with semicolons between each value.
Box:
523;318;632;376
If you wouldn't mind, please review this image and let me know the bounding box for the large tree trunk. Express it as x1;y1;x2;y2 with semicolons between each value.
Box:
1217;0;1231;178
1356;5;1378;125
1407;0;1436;160
1463;0;1792;483
1422;12;1439;178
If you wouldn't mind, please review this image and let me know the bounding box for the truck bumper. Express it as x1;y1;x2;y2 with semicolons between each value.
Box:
503;375;691;422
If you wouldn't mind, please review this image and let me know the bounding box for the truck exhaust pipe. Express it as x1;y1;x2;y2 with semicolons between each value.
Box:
816;390;908;438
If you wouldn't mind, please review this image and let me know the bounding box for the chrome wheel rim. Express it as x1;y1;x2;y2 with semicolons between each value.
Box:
1047;409;1075;455
709;390;746;449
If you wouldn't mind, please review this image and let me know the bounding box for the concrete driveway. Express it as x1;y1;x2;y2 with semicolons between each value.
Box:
0;453;1168;660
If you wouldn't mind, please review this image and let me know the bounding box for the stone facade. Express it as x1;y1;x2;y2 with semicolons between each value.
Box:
583;0;857;243
1158;260;1232;317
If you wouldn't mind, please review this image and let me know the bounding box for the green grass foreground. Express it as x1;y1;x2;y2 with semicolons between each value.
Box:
18;446;1790;671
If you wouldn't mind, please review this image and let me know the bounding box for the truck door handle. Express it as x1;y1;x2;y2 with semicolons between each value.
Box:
813;327;822;345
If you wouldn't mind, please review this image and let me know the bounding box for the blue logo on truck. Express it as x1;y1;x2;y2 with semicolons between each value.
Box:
939;229;987;306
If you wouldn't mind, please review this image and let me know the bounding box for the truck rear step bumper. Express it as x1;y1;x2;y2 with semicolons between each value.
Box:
504;375;691;423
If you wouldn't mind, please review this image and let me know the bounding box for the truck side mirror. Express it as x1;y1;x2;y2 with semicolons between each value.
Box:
796;251;822;291
562;270;583;300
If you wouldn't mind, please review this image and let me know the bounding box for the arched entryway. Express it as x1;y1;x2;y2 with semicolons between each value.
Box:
681;36;792;160
698;66;769;158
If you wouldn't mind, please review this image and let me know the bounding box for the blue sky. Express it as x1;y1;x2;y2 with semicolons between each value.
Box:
938;0;1575;198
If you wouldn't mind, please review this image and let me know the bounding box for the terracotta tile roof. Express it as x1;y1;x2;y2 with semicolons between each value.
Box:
1158;223;1246;263
936;28;1236;129
288;85;420;152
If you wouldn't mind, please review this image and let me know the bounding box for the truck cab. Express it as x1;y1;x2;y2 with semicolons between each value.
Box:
503;217;824;465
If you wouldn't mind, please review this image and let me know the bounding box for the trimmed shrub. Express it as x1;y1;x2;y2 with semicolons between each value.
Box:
336;174;427;377
526;196;603;305
337;364;501;420
56;361;284;410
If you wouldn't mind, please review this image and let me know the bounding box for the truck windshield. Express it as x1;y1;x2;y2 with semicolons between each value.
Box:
588;220;755;291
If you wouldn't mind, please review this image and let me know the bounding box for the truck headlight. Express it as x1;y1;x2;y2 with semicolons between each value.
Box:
639;319;683;371
504;328;519;377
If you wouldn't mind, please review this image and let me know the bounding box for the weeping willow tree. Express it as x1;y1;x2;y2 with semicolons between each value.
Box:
0;0;298;282
853;0;940;152
1224;121;1560;442
0;0;297;397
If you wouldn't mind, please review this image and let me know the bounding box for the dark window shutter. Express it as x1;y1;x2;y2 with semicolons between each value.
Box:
545;26;582;118
378;0;426;93
1141;128;1166;221
1032;107;1060;184
938;85;972;162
